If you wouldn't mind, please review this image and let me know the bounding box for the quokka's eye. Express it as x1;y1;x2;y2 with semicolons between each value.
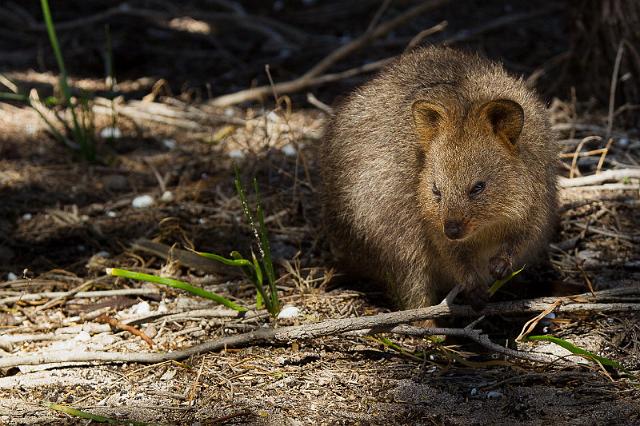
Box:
432;183;441;201
469;181;486;198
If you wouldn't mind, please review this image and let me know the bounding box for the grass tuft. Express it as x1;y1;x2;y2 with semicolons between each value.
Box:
44;402;151;425
196;169;281;317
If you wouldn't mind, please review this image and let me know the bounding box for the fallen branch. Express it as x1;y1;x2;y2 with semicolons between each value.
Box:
1;286;638;368
209;7;560;107
558;168;640;187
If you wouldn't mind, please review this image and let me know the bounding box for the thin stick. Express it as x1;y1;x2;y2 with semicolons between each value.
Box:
302;0;449;80
367;0;393;32
405;21;448;52
0;288;159;306
607;41;625;138
596;138;615;175
96;314;154;348
558;168;640;187
306;93;334;115
569;136;601;178
386;324;558;364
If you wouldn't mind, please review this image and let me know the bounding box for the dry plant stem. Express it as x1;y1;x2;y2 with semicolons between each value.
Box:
558;168;640;187
405;21;448;52
302;0;450;80
209;7;560;107
569;136;601;178
96;314;155;348
562;183;640;192
2;287;638;368
607;42;625;138
0;288;159;306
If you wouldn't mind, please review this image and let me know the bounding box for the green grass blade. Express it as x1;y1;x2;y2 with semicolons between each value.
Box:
0;92;29;102
44;402;152;425
253;178;279;311
41;0;94;161
488;265;525;296
195;250;253;268
527;335;624;370
40;0;69;100
107;268;247;312
251;251;268;310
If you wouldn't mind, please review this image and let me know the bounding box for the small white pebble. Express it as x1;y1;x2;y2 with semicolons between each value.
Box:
277;305;300;319
7;272;17;281
470;388;478;396
106;210;117;218
281;143;297;157
131;301;151;316
198;218;207;224
228;149;245;159
486;391;503;399
160;191;174;202
100;127;122;139
74;331;91;342
132;195;154;209
224;107;235;117
22;213;32;221
267;111;279;122
162;138;176;150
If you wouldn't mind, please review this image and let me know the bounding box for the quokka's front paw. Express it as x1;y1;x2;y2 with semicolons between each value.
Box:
489;253;513;280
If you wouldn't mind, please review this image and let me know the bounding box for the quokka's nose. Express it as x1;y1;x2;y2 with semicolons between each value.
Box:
443;220;464;240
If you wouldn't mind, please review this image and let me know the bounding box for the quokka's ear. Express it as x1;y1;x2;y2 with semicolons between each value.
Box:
480;99;524;145
412;101;446;142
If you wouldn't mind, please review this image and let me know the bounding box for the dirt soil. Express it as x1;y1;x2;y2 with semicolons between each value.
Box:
1;1;639;425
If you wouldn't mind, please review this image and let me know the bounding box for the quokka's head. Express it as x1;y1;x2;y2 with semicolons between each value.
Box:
412;98;530;241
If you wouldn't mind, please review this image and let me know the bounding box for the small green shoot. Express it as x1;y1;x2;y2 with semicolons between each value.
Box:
44;402;151;425
527;335;626;372
196;170;281;317
107;268;247;312
488;265;526;296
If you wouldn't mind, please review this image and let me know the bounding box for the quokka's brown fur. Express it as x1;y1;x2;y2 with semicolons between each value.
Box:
319;46;557;309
